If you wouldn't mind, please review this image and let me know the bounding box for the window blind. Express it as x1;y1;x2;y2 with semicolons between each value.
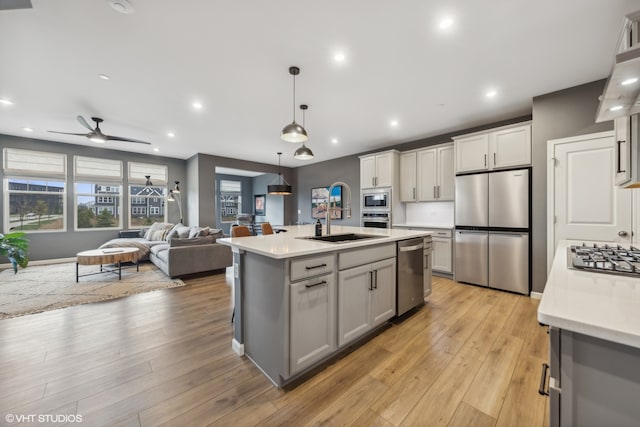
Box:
220;180;241;192
128;162;168;185
74;156;123;180
3;148;66;177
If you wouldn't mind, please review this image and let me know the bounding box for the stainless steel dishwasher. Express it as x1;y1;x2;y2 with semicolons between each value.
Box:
397;237;426;316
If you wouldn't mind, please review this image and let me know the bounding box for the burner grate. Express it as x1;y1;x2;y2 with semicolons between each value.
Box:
568;243;640;277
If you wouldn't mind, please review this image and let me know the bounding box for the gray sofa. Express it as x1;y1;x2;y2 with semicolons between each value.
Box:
99;223;232;278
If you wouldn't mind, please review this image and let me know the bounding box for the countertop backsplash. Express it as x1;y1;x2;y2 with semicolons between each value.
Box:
403;201;454;228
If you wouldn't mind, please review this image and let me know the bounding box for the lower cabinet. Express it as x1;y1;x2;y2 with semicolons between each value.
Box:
337;257;396;347
432;236;452;274
289;273;336;375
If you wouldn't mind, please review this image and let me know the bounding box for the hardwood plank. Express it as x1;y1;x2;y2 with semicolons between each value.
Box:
448;401;497;427
351;408;395;427
207;388;280;427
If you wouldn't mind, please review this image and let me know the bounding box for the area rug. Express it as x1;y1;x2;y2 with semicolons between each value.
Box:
0;262;185;319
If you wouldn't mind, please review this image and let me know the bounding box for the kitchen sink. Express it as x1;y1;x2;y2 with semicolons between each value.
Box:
298;233;385;243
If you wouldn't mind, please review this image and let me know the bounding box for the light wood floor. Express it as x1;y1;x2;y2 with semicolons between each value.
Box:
0;270;549;426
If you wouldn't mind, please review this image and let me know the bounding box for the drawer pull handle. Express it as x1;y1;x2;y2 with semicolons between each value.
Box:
305;280;327;288
305;263;327;270
538;363;550;396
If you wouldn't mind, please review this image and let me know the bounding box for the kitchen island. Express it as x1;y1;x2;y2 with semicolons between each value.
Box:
538;240;640;426
218;225;432;386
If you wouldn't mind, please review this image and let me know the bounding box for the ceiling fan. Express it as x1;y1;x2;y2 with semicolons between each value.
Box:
48;116;151;145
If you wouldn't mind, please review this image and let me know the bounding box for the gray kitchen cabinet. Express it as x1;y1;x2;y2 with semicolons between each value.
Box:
432;236;452;274
370;258;396;327
423;238;433;298
289;272;336;375
360;150;398;189
400;143;454;202
544;326;640;426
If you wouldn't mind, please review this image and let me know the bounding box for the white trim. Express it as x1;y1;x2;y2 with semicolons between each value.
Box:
530;291;543;300
232;338;245;356
0;257;76;270
546;131;615;274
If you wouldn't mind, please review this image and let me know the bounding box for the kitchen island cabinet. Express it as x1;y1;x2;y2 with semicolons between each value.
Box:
393;224;453;276
219;225;431;387
538;241;640;426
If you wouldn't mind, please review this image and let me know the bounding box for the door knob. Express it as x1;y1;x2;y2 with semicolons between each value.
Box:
618;230;628;237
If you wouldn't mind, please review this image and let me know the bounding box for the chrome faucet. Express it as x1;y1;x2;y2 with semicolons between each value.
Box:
326;181;352;235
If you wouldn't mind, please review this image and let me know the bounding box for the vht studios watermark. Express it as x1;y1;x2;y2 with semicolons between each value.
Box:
5;413;83;423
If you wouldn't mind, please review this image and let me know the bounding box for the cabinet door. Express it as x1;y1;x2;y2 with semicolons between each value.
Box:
290;273;336;374
360;156;377;189
615;116;631;186
417;149;437;201
437;145;455;200
338;264;372;347
375;152;394;187
490;124;531;169
455;134;489;173
370;258;396;327
432;237;452;273
423;249;432;298
400;152;417;201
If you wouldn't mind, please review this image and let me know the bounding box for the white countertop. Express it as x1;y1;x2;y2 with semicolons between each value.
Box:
218;225;431;259
392;223;454;229
538;240;640;349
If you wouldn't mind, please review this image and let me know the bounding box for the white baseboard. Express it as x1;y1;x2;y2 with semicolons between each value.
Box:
232;338;245;356
530;291;543;300
0;257;76;270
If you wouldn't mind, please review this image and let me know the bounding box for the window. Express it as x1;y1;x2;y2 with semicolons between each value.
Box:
4;148;66;233
220;180;242;222
73;156;123;230
127;161;168;227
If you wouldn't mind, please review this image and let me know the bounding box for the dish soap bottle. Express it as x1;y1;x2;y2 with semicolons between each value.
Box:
315;218;322;237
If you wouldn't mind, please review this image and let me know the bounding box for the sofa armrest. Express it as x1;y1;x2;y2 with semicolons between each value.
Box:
165;243;232;277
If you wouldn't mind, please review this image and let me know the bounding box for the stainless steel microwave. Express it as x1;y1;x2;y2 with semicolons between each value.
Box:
362;188;391;211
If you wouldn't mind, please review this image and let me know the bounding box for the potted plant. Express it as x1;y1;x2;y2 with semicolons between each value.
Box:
0;232;29;273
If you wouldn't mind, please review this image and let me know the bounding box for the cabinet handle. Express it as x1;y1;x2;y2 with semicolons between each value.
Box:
305;280;327;288
413;187;416;199
305;263;327;270
538;363;550;396
437;185;440;199
617;140;626;173
425;254;430;269
484;154;487;167
433;186;436;198
374;270;378;289
369;271;374;291
493;152;496;166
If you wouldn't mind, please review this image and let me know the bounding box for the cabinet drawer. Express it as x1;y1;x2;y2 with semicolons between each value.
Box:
290;254;336;282
339;243;396;270
426;229;452;238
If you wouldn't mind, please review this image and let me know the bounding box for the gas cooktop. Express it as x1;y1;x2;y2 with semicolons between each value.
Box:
568;243;640;277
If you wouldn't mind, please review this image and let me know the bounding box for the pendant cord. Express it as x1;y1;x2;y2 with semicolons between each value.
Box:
292;75;296;121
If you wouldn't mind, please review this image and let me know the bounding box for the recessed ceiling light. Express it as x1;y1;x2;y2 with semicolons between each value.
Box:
610;105;624;111
192;101;203;110
486;90;497;98
0;98;14;106
153;147;159;152
167;132;175;138
390;120;399;127
621;77;638;86
334;52;346;63
99;74;110;80
22;127;33;132
439;17;454;29
331;138;339;144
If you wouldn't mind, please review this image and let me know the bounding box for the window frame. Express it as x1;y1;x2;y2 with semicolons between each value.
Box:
127;184;167;228
4;175;67;234
74;182;123;231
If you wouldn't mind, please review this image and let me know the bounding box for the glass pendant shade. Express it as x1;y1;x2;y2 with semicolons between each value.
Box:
281;122;308;143
294;143;314;160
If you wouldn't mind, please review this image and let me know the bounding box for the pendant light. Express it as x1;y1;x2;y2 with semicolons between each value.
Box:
281;66;308;143
294;104;314;160
267;152;293;195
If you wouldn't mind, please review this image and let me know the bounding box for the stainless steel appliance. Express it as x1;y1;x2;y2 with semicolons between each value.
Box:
361;212;391;228
397;237;427;315
568;243;640;277
454;168;531;295
362;188;391;211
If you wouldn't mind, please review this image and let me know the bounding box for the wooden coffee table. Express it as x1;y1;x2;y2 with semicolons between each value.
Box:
76;247;140;282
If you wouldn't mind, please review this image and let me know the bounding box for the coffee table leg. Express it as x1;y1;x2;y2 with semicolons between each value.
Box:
118;261;122;280
76;262;79;282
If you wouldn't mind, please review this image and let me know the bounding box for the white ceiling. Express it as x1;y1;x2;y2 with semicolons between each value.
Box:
0;0;638;167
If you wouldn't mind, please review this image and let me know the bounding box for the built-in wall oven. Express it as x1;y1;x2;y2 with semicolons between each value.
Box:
362;188;391;211
361;211;391;228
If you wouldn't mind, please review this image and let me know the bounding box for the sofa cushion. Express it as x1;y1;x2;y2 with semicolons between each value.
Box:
146;228;171;241
149;243;169;256
165;223;184;241
188;226;203;239
143;222;173;240
174;224;191;238
170;235;215;247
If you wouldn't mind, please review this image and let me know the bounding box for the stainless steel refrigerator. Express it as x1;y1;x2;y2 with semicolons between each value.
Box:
454;168;530;295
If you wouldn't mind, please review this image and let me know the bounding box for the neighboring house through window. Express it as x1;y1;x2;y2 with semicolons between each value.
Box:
128;162;168;227
74;155;123;230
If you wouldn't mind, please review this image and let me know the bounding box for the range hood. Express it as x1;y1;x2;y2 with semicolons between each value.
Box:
596;10;640;123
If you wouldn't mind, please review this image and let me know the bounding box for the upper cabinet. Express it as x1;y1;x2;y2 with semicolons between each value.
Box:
400;143;454;202
360;150;398;189
454;123;531;174
615;114;640;188
596;10;640;122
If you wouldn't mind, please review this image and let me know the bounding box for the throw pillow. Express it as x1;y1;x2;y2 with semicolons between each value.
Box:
188;226;203;239
176;224;191;238
148;228;170;241
166;223;184;241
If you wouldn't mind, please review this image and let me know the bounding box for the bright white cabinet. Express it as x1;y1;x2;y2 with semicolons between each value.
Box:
289;272;336;375
432;237;453;273
400;144;454;202
454;123;531;173
337;257;396;347
360;151;397;189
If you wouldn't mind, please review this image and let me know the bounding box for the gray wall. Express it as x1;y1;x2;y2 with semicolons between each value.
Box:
252;173;284;226
531;79;613;293
0;134;187;260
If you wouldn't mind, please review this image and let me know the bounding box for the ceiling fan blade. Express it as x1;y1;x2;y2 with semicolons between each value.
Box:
76;115;94;131
48;130;91;136
105;135;152;145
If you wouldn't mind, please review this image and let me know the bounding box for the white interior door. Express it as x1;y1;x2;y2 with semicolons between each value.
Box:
548;131;632;267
